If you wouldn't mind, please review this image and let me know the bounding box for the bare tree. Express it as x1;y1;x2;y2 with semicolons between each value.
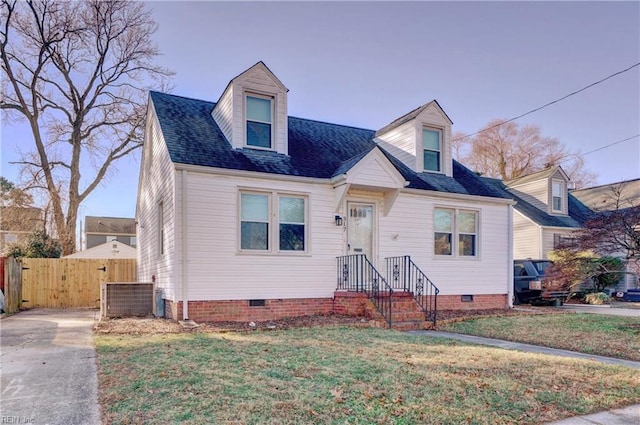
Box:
454;120;597;187
0;0;172;254
578;184;640;265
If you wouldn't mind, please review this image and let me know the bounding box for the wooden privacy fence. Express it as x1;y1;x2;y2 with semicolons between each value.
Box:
21;258;136;308
3;257;22;314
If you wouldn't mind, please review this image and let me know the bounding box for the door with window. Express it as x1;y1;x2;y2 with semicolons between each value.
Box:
347;203;374;261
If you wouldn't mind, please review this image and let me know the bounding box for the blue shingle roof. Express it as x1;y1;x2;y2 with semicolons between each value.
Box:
150;91;509;199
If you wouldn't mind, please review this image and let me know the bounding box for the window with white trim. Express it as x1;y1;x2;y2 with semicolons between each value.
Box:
423;127;442;172
551;180;563;213
434;208;478;257
240;191;307;253
246;94;273;149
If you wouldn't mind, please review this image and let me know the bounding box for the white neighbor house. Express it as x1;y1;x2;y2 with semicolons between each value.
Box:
136;62;515;323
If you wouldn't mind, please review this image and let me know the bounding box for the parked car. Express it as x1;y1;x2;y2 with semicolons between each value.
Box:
513;259;568;305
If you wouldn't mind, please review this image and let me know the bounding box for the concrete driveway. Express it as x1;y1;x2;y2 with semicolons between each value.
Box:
0;309;101;425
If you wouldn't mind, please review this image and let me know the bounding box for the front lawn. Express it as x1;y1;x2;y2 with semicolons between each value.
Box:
96;326;640;424
439;313;640;361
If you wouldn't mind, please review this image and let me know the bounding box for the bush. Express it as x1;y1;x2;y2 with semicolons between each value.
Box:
584;292;611;305
4;231;61;258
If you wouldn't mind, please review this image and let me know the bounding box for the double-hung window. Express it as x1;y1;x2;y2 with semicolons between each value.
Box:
434;208;478;257
246;95;273;149
423;127;442;172
551;180;563;213
240;193;270;250
240;191;307;253
279;196;305;251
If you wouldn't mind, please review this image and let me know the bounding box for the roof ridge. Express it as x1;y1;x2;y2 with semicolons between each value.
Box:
570;177;640;192
288;115;375;133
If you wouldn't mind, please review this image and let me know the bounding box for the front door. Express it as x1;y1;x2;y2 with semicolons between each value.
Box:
347;203;374;261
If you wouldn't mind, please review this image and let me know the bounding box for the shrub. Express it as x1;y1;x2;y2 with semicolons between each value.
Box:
584;292;611;305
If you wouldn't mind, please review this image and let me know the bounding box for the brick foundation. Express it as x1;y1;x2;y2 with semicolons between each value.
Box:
435;294;508;310
165;297;333;322
162;292;508;322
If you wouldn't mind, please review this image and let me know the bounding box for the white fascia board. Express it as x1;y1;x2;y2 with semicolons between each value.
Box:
174;163;330;185
403;187;516;206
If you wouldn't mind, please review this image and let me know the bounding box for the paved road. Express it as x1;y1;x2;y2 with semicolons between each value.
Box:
0;309;101;425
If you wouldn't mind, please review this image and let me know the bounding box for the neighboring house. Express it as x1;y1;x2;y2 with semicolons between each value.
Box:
0;206;44;253
65;240;136;259
483;166;593;260
85;216;136;249
571;178;640;276
136;61;515;323
571;178;640;212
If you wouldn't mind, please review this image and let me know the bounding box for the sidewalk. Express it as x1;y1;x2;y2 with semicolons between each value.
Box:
410;330;640;424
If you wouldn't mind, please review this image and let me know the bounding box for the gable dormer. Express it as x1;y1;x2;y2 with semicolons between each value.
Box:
211;62;289;154
506;166;570;216
374;100;453;176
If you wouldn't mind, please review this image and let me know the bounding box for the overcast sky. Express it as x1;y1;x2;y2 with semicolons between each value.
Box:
1;0;639;222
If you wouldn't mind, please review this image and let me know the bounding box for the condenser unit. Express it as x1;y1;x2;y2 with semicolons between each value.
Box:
100;282;155;318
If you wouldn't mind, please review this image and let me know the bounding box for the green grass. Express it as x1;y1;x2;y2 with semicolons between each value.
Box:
96;327;640;424
439;313;640;361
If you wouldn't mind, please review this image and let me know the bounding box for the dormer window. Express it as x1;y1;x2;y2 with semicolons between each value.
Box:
246;94;273;149
551;180;563;212
423;127;442;172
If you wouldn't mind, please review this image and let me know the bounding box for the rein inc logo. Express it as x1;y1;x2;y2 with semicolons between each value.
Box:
1;417;34;424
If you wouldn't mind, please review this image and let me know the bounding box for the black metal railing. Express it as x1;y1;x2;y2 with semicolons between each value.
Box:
386;256;439;325
337;255;393;327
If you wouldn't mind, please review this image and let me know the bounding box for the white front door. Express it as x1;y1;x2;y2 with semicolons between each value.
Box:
347;203;374;261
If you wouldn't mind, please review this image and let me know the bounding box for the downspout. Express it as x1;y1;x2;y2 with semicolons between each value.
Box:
181;169;189;320
507;206;514;307
538;225;544;259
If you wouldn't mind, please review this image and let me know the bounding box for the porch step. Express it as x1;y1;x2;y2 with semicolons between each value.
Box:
334;290;433;330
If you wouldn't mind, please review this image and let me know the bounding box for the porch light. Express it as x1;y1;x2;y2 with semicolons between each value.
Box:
335;215;343;226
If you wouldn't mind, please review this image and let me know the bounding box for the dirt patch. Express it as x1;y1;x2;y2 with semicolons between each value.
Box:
94;313;368;335
93;307;563;335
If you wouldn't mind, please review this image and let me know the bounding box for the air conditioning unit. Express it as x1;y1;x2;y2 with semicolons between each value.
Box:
100;282;155;318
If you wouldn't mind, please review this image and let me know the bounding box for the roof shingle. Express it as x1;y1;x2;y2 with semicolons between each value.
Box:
150;91;509;200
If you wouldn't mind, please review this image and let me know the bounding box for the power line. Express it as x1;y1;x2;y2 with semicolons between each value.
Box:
559;134;640;164
453;62;640;141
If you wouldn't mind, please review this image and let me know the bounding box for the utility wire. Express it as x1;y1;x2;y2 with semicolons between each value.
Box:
559;134;639;164
453;62;640;142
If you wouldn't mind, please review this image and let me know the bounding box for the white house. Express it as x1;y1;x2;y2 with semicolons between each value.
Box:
64;240;136;259
136;62;515;324
483;166;593;260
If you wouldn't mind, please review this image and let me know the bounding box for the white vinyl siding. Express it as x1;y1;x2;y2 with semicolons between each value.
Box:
375;102;453;176
136;102;177;300
170;171;511;300
211;85;233;143
512;212;541;259
211;63;288;154
375;121;417;170
378;194;509;296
